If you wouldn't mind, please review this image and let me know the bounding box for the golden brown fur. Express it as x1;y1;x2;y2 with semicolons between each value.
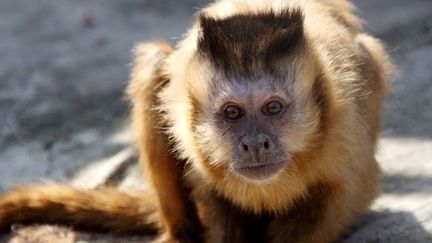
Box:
0;184;158;234
0;0;393;242
127;42;203;241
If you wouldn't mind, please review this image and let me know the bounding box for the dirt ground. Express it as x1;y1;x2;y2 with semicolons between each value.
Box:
0;0;431;242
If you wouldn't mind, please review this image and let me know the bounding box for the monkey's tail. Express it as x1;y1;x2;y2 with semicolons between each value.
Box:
0;184;160;234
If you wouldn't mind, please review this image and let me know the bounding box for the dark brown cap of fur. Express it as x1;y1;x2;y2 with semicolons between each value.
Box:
198;9;304;77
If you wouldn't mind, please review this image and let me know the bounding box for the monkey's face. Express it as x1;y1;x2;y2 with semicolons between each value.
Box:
164;9;322;186
187;59;321;183
212;81;292;180
193;61;321;181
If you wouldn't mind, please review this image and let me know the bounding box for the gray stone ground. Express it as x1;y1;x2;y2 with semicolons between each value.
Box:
0;0;431;242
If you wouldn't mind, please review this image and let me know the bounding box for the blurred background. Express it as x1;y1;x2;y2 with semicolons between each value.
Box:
0;0;431;242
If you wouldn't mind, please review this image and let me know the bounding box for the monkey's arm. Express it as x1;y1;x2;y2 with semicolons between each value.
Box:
267;174;378;243
127;42;203;242
267;34;390;243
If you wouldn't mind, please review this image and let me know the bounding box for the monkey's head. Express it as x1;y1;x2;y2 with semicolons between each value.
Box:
161;9;332;210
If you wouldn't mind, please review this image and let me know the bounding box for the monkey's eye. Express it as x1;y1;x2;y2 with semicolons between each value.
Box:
263;100;283;116
222;105;243;121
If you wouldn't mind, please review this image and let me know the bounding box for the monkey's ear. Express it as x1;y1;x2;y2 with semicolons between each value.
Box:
126;41;173;101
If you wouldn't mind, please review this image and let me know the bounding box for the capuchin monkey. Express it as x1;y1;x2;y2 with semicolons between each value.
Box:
0;0;393;242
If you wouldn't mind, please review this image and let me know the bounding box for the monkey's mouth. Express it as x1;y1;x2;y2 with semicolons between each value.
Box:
233;161;286;180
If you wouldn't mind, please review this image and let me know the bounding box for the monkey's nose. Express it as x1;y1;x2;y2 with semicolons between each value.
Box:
240;134;272;155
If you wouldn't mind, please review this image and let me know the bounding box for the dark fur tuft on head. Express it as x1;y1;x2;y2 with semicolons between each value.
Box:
198;9;304;76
